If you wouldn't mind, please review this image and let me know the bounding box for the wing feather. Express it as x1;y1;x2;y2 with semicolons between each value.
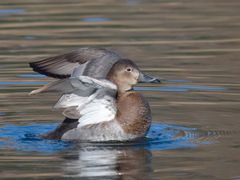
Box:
51;76;117;120
77;97;117;127
29;47;120;79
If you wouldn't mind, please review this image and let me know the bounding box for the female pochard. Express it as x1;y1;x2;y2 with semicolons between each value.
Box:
29;48;160;141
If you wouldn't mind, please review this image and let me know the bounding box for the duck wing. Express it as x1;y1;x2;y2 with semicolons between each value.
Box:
53;76;117;119
29;47;121;79
71;75;117;90
29;74;116;95
60;93;118;140
76;94;117;127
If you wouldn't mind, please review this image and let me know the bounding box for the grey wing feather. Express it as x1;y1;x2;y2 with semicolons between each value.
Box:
29;47;121;79
29;76;116;96
29;79;74;95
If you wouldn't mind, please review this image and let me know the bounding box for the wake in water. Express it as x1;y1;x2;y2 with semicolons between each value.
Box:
0;123;210;153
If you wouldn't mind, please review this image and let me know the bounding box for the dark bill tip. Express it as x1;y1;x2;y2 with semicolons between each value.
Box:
138;73;161;83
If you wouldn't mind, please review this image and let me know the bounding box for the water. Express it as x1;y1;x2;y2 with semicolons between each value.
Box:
0;0;240;179
0;123;199;153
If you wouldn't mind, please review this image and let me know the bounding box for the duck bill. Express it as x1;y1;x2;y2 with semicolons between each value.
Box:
138;73;161;83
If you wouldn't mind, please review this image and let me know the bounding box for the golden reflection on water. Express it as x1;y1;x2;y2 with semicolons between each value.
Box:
0;0;240;179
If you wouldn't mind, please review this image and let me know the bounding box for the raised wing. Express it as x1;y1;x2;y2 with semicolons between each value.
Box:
73;76;117;90
29;79;74;95
77;96;117;127
29;75;116;95
60;94;117;140
29;47;121;79
53;76;117;118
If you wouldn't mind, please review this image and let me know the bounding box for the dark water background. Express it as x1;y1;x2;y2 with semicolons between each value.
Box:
0;0;240;179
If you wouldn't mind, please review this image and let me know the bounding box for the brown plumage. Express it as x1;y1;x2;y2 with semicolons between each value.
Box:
117;91;151;136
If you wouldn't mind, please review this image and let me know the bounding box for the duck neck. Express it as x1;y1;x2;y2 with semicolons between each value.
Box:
116;85;132;96
107;75;132;96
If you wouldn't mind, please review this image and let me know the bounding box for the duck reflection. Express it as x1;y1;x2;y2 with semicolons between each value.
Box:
61;145;153;179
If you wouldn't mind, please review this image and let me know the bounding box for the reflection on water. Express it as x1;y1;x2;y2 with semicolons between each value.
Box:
0;122;209;178
62;146;153;179
0;0;240;179
0;122;235;179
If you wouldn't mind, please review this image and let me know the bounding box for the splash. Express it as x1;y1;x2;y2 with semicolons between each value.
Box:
0;122;207;153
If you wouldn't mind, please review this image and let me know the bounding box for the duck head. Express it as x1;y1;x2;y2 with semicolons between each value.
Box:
107;59;160;93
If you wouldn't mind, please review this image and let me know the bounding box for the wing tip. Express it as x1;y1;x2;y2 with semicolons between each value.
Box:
29;61;70;79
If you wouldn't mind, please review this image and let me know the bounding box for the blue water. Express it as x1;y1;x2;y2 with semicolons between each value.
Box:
134;85;226;92
0;9;24;16
0;123;71;153
0;81;47;86
17;74;46;78
0;123;202;153
166;79;192;83
82;17;111;22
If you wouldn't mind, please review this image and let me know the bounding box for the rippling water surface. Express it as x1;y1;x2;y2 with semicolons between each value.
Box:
0;0;240;179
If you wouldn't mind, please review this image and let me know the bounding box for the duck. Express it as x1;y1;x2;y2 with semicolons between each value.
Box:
29;47;160;141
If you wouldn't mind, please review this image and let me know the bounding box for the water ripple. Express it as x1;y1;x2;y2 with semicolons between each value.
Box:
0;9;24;16
134;85;226;92
0;112;6;116
82;17;111;22
0;123;210;153
17;73;46;78
0;81;47;86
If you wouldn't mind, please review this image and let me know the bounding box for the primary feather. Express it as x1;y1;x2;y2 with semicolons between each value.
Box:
29;47;120;79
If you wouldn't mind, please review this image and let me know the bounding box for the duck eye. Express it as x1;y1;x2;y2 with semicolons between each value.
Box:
126;68;132;72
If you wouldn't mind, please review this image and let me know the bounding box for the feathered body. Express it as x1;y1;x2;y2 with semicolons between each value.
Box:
29;48;159;141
